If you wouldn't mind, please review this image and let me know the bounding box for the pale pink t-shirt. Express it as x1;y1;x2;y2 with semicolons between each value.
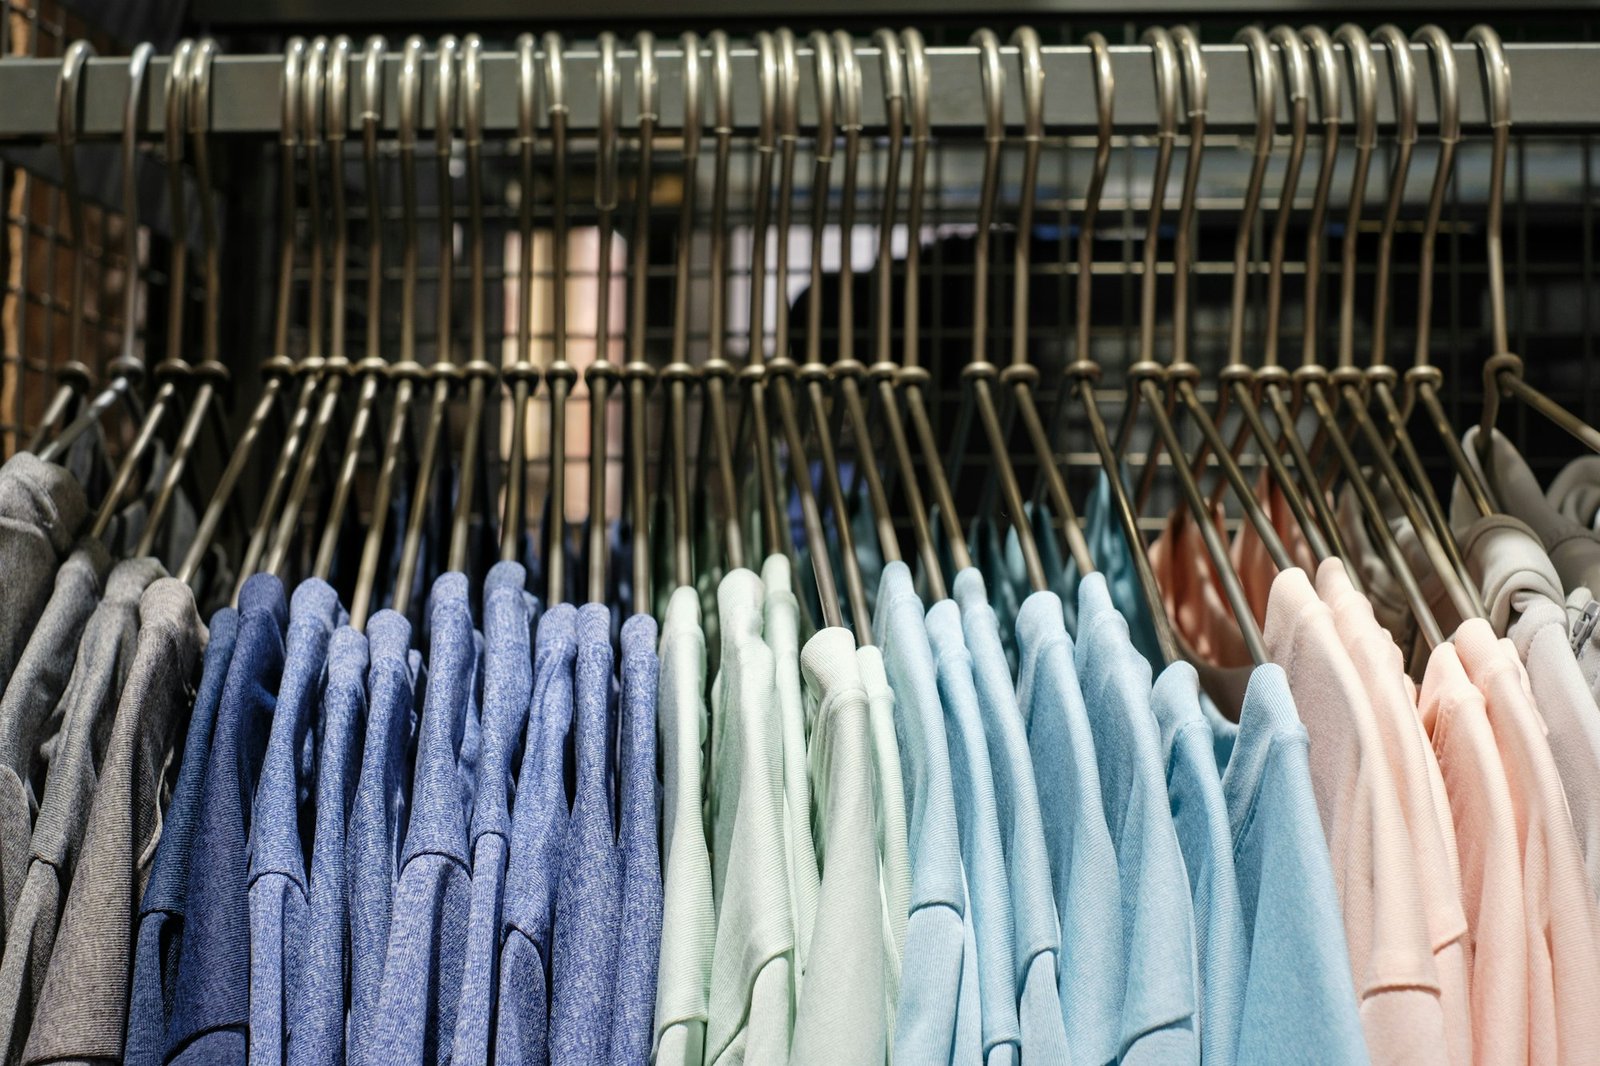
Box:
1454;619;1600;1066
1317;559;1472;1066
1263;567;1449;1064
1418;641;1528;1066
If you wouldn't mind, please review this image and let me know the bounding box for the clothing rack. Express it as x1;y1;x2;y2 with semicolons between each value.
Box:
1;40;1597;139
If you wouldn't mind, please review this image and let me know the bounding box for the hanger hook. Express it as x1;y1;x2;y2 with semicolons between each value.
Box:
871;28;903;371
1073;32;1114;362
970;28;1003;366
1297;25;1340;372
901;26;931;370
1468;23;1512;360
1371;24;1417;370
1226;26;1275;368
1170;25;1206;368
1410;24;1460;386
57;40;96;385
162;40;193;376
1332;24;1378;370
188;38;221;349
1134;27;1178;373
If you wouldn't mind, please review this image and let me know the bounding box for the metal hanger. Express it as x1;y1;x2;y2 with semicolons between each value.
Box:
1138;26;1297;580
181;39;310;591
1402;27;1494;519
266;34;355;578
738;31;791;566
1124;28;1269;663
964;30;1046;594
865;27;945;600
40;42;155;465
350;34;427;629
659;31;703;593
1362;26;1491;613
393;34;462;608
1059;31;1181;665
586;31;621;604
316;36;391;580
767;27;842;628
1470;25;1600;467
498;33;542;563
701;29;746;574
794;29;872;637
146;38;231;565
30;41;98;451
449;34;495;575
542;31;575;607
622;30;656;610
1293;25;1445;649
828;29;904;583
235;35;330;586
85;40;189;542
1186;26;1334;566
1237;25;1353;564
892;28;969;595
1324;25;1484;623
1001;27;1096;581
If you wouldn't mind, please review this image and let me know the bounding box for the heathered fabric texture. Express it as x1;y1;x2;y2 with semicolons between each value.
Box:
549;604;624;1065
872;563;981;1066
123;606;237;1066
926;595;1020;1066
1216;666;1368;1065
653;588;715;1066
1075;573;1199;1065
609;613;662;1066
495;603;576;1066
363;573;479;1066
0;539;110;941
789;628;888;1066
346;609;422;1066
1014;590;1123;1066
23;578;201;1065
453;562;536;1066
167;572;289;1066
0;557;163;1066
1150;660;1247;1066
288;624;368;1066
248;579;344;1066
0;454;86;696
953;572;1072;1063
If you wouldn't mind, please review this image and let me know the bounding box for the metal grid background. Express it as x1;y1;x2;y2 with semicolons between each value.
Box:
3;16;1599;585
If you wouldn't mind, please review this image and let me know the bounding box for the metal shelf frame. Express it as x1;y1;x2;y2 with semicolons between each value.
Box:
0;39;1595;140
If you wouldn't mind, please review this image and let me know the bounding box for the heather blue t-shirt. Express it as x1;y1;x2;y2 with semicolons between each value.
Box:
346;610;423;1066
363;573;480;1066
249;578;343;1066
496;603;578;1066
124;605;237;1066
453;561;537;1065
168;573;289;1066
288;623;369;1066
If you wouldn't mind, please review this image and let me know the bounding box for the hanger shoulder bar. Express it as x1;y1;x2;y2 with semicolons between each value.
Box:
7;41;1597;139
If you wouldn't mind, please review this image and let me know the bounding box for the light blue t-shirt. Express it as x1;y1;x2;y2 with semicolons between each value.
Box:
1075;573;1199;1064
1151;661;1248;1066
1014;589;1123;1066
953;569;1072;1062
873;563;983;1066
1207;666;1369;1066
926;597;1020;1066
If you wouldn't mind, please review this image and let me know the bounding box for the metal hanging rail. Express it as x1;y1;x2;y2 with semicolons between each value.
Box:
1;40;1596;139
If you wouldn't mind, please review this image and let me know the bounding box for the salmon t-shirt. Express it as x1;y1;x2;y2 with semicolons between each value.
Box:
1316;559;1472;1066
1262;568;1448;1064
1454;619;1600;1066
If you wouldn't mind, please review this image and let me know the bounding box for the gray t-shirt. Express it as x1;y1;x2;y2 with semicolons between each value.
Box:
0;454;86;695
0;539;112;941
24;577;202;1065
0;558;164;1064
